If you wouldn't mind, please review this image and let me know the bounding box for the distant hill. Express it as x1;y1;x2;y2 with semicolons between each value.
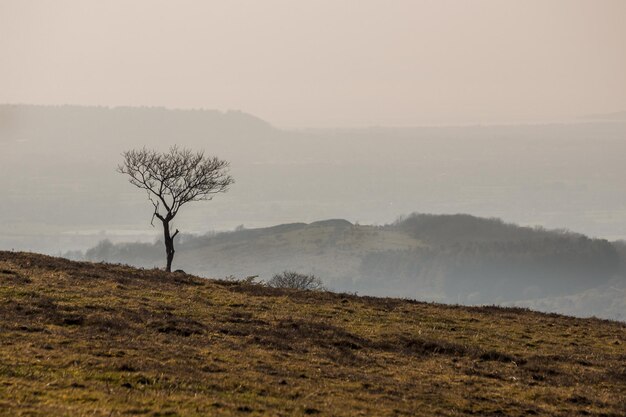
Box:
79;213;626;321
580;110;626;121
1;251;624;416
81;218;424;289
3;104;626;254
391;213;565;243
0;104;276;145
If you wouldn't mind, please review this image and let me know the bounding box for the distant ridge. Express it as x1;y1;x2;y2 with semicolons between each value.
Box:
579;110;626;121
0;103;274;125
0;104;276;144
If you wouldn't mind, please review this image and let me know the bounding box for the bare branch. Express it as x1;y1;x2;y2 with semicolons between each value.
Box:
118;146;233;223
147;191;161;227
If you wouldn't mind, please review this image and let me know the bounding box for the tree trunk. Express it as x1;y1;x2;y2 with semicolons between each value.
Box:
162;219;175;272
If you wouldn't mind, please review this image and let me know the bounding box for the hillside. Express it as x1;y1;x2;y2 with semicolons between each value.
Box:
81;214;626;320
82;219;424;289
1;251;625;416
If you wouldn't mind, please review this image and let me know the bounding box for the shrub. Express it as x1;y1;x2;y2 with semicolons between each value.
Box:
267;271;325;291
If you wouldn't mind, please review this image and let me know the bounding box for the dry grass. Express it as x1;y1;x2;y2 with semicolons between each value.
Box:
0;251;624;416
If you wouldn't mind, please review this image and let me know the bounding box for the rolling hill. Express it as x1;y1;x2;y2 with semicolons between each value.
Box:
1;251;625;416
79;214;626;321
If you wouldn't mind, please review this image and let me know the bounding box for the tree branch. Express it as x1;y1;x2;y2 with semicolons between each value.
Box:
118;146;233;228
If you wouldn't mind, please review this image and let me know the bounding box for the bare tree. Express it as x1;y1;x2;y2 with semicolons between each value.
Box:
267;271;325;291
117;146;234;272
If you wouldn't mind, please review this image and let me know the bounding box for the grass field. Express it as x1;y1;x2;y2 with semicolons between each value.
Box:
0;251;624;416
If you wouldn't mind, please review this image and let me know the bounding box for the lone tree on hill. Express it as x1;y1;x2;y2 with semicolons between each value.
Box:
118;146;234;272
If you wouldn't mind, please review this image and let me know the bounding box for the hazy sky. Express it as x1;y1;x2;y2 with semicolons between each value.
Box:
1;0;625;127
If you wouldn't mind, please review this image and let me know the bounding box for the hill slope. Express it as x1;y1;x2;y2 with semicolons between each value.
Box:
1;251;625;416
83;219;424;290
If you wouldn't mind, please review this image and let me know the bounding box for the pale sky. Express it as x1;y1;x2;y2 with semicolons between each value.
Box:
1;0;625;127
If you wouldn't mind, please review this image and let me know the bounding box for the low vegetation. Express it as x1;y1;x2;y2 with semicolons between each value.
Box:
1;251;625;416
267;271;325;291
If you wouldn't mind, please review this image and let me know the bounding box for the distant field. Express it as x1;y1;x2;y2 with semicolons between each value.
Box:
1;251;625;416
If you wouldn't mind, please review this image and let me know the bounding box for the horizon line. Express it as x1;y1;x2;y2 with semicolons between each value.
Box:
2;102;625;131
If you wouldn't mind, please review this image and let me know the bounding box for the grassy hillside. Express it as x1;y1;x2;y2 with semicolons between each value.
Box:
1;252;625;416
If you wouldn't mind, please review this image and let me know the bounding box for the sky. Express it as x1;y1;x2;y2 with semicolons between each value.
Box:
1;0;625;127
